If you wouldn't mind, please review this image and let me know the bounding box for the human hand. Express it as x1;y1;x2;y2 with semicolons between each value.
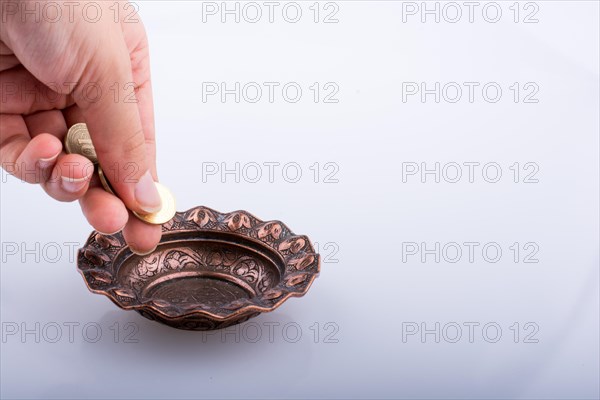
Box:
0;1;162;254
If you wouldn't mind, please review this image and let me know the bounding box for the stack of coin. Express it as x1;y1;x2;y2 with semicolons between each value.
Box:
64;123;176;225
64;123;98;164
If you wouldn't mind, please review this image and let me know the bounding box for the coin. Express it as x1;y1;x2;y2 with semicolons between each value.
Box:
84;126;176;226
65;123;98;164
98;166;176;225
133;183;176;225
97;165;115;195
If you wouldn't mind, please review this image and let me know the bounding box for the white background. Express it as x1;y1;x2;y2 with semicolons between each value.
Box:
1;1;599;399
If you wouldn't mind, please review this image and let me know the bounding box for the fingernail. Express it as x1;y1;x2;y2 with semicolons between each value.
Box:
130;245;157;256
38;152;60;169
97;225;126;236
61;175;90;193
135;170;162;213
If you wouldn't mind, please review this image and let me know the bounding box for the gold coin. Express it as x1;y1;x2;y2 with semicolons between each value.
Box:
65;123;98;164
133;182;176;225
97;166;115;195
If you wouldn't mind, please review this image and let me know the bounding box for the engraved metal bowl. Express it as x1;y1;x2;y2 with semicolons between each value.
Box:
77;206;320;330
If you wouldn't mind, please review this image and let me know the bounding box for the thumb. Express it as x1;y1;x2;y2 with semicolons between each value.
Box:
77;28;161;215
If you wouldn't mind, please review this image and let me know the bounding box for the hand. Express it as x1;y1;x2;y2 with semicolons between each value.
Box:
0;1;162;254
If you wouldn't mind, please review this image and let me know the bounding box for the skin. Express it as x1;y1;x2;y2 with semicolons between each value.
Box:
0;1;162;254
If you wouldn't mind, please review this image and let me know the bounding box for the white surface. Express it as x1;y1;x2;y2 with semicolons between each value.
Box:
1;1;599;399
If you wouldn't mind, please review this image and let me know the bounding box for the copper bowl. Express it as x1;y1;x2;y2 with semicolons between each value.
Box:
77;206;320;330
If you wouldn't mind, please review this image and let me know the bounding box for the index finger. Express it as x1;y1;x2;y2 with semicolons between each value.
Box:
77;25;161;215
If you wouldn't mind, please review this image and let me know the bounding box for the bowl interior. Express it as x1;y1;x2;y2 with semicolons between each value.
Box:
113;231;285;309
